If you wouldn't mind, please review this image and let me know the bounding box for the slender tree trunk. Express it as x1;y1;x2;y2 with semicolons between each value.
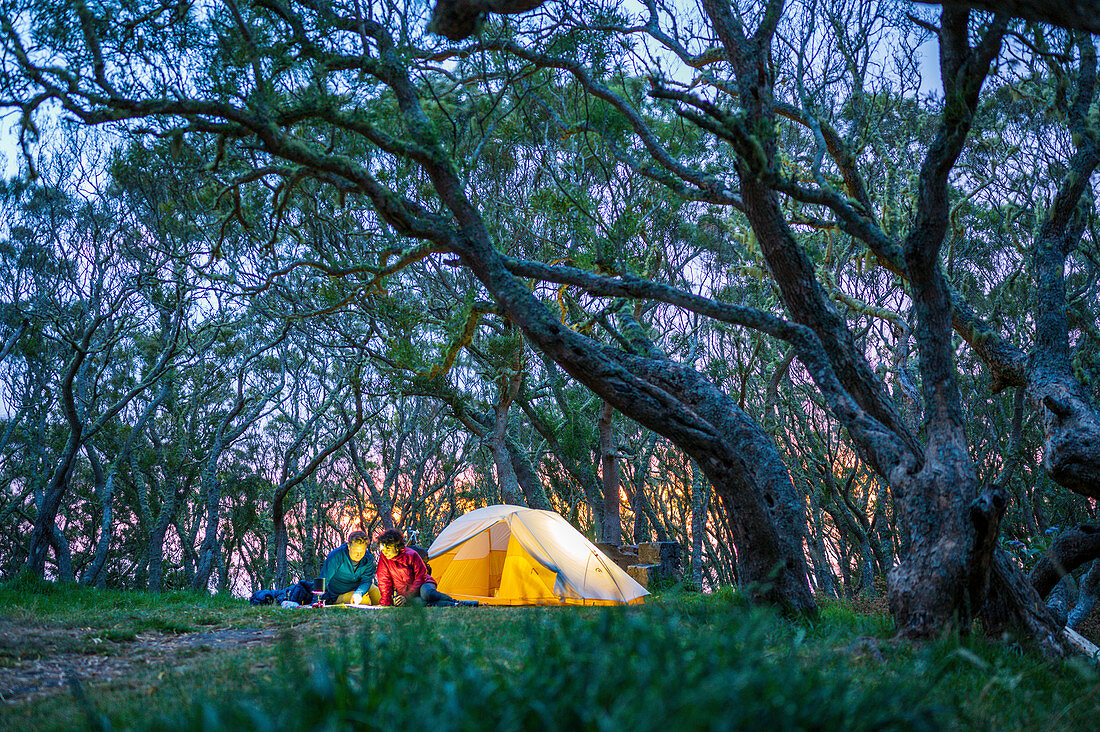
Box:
28;435;81;576
629;434;656;543
145;476;185;592
506;437;552;510
273;498;290;587
27;341;88;577
192;462;223;591
488;432;524;505
808;490;837;598
304;480;320;579
145;518;172;592
80;444;113;587
490;370;526;506
181;517;199;588
351;437;396;531
858;537;875;596
598;401;621;544
690;460;710;587
83;382;167;587
50;523;74;583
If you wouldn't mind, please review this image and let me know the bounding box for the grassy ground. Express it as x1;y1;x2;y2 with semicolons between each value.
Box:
1;574;1098;730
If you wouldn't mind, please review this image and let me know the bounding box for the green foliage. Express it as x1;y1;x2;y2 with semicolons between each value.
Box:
6;588;1100;730
0;572;242;632
159;604;945;732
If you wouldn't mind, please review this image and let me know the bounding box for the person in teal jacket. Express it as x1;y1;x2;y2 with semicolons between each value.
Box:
319;530;381;605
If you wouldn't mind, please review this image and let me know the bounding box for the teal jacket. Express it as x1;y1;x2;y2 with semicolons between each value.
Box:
319;543;376;601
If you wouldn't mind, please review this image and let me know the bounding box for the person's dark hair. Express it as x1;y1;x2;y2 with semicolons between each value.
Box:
347;530;369;546
377;528;405;547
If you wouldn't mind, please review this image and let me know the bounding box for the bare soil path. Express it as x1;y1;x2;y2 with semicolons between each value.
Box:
0;620;282;705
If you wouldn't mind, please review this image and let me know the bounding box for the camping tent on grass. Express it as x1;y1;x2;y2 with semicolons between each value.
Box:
427;505;648;606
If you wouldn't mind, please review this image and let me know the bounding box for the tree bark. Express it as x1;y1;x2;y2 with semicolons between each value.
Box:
598;401;621;544
79;443;111;587
982;551;1067;656
923;0;1100;34
428;0;545;40
506;437;552;510
628;433;658;543
488;433;524;505
690;460;710;587
1067;560;1100;629
27;344;87;576
1029;523;1100;599
192;466;223;592
145;478;185;593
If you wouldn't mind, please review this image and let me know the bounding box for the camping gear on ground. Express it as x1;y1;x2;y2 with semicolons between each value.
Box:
288;581;314;605
427;505;649;606
250;580;315;606
312;577;326;607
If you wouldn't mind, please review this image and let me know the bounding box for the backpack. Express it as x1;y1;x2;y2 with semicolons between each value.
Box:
287;580;314;605
250;580;315;606
249;589;279;606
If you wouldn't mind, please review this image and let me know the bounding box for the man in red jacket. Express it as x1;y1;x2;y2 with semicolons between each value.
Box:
376;528;477;607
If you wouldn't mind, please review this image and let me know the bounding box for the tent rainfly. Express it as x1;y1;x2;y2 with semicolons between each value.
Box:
426;505;649;606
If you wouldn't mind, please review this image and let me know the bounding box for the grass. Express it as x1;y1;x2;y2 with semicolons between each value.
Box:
1;576;1098;730
0;572;304;634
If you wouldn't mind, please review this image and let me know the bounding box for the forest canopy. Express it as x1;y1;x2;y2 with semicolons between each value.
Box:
1;0;1099;654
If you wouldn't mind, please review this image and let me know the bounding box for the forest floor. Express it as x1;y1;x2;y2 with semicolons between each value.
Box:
0;621;281;704
3;576;1100;730
0;587;393;712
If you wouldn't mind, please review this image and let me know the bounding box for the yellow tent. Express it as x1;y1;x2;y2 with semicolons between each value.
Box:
427;505;648;606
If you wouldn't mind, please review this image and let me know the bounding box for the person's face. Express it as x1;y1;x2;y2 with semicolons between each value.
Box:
380;541;402;560
348;542;367;563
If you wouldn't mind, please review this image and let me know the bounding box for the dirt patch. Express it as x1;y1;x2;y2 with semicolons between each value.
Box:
0;622;279;705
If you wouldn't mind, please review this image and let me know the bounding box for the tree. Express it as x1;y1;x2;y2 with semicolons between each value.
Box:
7;0;1100;649
422;0;1100;649
0;140;186;578
265;342;367;586
0;0;814;613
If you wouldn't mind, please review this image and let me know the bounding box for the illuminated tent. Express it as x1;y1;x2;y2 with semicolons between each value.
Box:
426;505;648;606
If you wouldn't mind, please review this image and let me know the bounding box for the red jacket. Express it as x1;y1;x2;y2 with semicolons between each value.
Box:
376;547;436;605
